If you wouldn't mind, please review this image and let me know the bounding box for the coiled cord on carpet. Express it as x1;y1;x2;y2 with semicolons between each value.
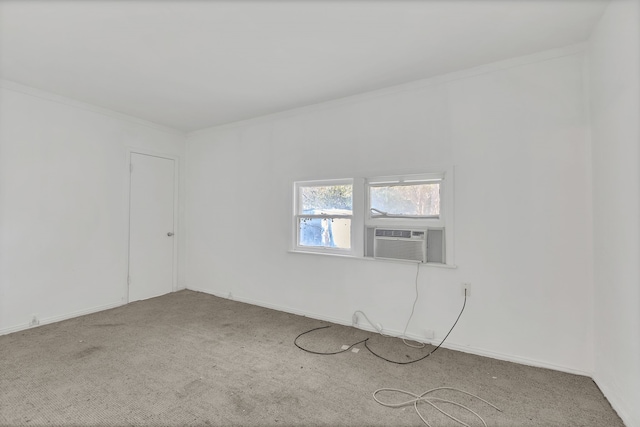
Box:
373;387;502;427
293;291;498;426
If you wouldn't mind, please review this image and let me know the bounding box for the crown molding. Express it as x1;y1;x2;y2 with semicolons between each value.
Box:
188;42;586;137
0;79;185;136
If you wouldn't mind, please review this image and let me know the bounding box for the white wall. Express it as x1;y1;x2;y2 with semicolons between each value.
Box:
186;48;594;374
0;82;186;334
589;1;640;425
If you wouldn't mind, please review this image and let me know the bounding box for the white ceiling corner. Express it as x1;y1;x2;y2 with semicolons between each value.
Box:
0;0;610;132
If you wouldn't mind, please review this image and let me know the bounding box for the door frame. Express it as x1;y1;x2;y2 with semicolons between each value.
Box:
125;148;180;303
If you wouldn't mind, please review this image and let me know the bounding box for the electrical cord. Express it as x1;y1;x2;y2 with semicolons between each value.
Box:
365;289;467;365
294;290;486;426
294;325;369;355
373;386;502;427
352;263;424;347
351;310;390;336
294;290;467;364
401;262;425;349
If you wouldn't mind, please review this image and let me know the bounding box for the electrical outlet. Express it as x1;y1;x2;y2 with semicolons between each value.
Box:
461;283;471;297
424;329;435;339
29;314;39;327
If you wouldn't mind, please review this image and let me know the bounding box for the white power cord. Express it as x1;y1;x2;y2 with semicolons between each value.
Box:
352;310;391;337
400;263;425;348
373;386;502;427
352;262;425;348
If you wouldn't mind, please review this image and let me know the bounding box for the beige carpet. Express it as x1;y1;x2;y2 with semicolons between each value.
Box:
0;290;624;426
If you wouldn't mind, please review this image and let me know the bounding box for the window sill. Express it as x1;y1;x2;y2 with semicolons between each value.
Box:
287;250;458;269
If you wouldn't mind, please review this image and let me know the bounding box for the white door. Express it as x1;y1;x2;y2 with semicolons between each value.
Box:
128;153;176;302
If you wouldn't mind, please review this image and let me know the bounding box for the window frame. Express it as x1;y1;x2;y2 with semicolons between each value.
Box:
365;172;445;228
292;170;454;267
293;178;354;255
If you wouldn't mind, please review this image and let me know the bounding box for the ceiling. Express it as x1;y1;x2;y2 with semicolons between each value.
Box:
0;0;609;132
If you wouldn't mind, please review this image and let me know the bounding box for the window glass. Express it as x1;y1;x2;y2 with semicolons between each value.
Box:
369;182;440;218
300;185;352;214
298;217;351;249
296;182;352;250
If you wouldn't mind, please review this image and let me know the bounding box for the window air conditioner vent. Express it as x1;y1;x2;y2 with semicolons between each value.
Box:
375;229;412;238
373;228;427;263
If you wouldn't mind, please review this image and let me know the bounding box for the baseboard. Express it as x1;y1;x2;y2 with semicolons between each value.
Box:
435;341;590;377
187;286;591;377
593;374;637;427
187;286;350;326
0;300;125;337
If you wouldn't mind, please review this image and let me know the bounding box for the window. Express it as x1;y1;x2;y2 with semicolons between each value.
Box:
364;174;446;263
294;180;353;252
368;177;441;220
293;172;451;265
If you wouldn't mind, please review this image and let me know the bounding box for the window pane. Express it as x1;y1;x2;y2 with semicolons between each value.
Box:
298;217;351;249
370;182;440;217
300;185;352;214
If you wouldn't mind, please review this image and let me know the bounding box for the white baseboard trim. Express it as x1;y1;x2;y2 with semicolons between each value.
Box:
187;286;591;377
435;341;590;377
593;374;636;427
0;300;125;337
187;286;350;326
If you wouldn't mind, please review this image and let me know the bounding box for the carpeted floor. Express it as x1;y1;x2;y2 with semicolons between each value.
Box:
0;290;624;426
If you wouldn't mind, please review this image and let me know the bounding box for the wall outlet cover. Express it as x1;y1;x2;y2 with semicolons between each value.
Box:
29;315;39;327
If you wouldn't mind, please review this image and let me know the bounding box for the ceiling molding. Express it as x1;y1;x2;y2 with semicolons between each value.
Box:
188;43;587;137
0;79;185;136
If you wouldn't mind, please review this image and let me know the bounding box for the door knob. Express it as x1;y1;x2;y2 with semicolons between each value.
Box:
167;232;174;237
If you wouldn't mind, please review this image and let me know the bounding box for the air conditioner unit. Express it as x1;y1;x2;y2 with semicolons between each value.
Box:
370;228;446;263
373;228;427;263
